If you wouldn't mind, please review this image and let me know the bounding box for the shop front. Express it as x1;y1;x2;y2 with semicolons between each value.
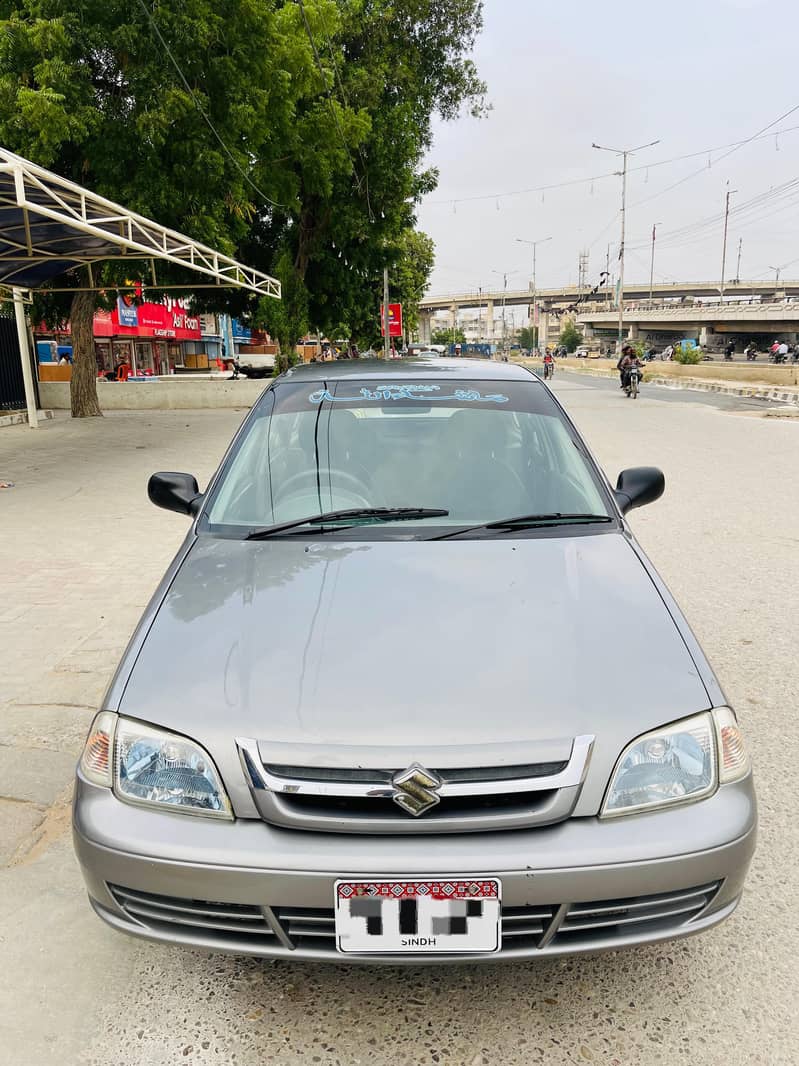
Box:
36;296;202;379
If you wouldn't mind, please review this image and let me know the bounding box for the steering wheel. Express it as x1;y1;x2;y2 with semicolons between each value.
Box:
275;468;373;508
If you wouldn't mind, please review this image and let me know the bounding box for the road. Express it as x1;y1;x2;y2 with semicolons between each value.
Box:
557;367;784;411
0;384;797;1066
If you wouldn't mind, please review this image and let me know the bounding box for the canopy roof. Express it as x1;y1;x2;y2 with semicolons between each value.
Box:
0;147;281;298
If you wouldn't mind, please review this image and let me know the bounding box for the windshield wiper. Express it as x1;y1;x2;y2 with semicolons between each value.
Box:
246;507;449;540
428;513;612;541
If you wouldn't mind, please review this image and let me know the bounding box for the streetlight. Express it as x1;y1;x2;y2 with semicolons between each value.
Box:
592;139;659;353
649;222;662;305
516;236;552;352
768;265;782;287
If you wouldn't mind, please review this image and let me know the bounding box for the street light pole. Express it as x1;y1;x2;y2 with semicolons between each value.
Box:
593;139;659;353
720;183;737;303
768;265;782;287
736;238;743;284
515;236;552;352
649;222;662;305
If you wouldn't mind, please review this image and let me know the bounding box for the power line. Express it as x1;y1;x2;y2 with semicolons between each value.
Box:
296;0;366;199
631;102;799;208
135;0;284;209
424;121;799;210
628;176;799;253
314;1;376;222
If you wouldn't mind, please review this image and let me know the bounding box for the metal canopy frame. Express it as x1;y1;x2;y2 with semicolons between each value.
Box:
0;146;281;426
0;147;281;297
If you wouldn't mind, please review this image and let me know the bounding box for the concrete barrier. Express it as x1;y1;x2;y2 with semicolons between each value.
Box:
39;378;267;410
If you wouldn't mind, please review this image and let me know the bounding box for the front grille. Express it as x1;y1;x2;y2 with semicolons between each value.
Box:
108;881;721;956
108;885;277;947
283;789;559;818
264;762;569;785
552;882;720;945
238;736;594;834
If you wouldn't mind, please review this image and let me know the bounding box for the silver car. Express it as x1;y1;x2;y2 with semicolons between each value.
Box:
74;358;756;962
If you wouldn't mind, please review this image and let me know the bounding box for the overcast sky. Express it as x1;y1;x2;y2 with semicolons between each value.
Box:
417;0;799;301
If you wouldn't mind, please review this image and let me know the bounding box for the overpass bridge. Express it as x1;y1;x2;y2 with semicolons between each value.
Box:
417;279;799;348
576;300;799;352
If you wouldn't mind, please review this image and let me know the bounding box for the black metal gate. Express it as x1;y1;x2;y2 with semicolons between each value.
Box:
0;312;28;411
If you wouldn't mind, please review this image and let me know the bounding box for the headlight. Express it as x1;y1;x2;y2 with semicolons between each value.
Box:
601;708;750;818
79;713;233;820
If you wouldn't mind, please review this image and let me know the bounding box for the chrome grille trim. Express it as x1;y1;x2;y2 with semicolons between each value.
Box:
108;881;721;956
238;735;594;798
236;735;594;834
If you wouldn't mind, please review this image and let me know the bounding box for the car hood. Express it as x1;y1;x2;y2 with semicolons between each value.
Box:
119;533;711;814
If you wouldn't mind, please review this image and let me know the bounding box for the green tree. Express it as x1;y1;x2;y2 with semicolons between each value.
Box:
431;326;465;346
559;319;583;353
518;325;538;350
0;0;309;414
0;0;485;413
258;0;486;344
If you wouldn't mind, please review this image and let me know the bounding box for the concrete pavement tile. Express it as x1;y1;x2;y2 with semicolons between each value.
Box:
0;835;125;1066
0;704;94;755
0;745;79;806
0;799;44;866
22;671;109;710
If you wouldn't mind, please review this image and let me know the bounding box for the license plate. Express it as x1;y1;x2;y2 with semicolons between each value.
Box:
334;879;501;954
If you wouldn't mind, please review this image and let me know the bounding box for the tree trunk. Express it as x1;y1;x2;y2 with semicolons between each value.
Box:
69;288;102;418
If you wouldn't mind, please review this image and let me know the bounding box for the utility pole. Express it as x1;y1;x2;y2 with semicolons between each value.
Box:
382;266;390;359
649;223;662;305
577;251;589;295
593;139;659;354
735;238;743;283
478;286;483;342
719;183;737;303
606;243;612;307
515;236;551;352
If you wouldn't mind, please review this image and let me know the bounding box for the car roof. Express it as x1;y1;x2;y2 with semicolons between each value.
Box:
282;357;537;382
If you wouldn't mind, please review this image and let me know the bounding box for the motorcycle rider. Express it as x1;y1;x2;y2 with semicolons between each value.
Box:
542;349;554;379
620;346;644;392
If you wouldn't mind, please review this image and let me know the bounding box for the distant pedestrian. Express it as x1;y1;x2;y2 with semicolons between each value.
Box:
725;341;735;360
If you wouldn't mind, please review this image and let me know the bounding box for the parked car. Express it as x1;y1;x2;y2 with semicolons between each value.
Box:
74;357;755;963
236;351;276;378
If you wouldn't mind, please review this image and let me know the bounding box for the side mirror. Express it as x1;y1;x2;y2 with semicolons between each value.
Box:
148;471;202;516
614;467;665;514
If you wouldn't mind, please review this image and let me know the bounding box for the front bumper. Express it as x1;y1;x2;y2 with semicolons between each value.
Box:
73;774;756;963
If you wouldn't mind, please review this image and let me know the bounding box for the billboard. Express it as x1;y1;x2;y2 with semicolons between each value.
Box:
380;303;403;338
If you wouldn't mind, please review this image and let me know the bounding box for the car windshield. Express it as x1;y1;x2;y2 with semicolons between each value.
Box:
203;375;611;536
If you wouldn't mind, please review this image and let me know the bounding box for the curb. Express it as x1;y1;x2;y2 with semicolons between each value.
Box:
0;409;54;429
644;376;799;406
518;361;799;407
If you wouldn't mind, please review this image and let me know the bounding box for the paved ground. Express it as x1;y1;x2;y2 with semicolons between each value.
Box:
0;385;797;1066
558;368;785;412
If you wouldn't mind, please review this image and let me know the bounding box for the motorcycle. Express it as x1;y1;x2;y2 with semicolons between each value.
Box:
624;365;641;399
543;360;554;380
